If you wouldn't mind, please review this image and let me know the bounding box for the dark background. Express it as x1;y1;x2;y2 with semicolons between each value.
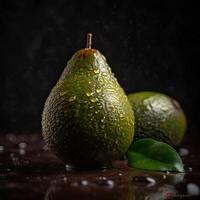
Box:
0;0;199;133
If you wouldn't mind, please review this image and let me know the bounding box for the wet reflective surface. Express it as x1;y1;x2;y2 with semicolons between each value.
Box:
0;133;200;200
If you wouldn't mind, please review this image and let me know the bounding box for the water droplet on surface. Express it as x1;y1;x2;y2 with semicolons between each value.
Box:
179;148;189;156
63;177;67;182
19;149;26;155
132;176;156;186
12;157;20;166
60;91;67;96
90;97;97;103
187;183;200;196
43;145;48;151
85;92;92;97
71;182;79;187
96;88;101;93
6;134;17;142
65;164;73;171
0;145;5;153
24;160;30;164
18;142;27;149
10;153;15;157
51;180;57;184
68;96;76;102
98;176;107;180
81;180;89;186
118;173;123;176
163;175;167;179
119;114;123;118
188;167;193;172
96;178;114;188
71;180;89;187
166;171;170;175
94;69;100;74
107;180;115;188
146;177;156;186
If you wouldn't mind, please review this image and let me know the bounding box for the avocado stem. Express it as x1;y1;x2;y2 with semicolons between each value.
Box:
86;33;92;49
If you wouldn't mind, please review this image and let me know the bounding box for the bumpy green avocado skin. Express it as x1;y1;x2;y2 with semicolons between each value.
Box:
42;49;134;167
128;91;187;146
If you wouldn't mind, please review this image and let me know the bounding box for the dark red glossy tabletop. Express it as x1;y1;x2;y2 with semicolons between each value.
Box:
0;132;200;200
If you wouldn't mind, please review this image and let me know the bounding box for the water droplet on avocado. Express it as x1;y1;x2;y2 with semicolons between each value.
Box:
96;88;101;93
85;92;92;96
101;116;105;122
119;114;123;118
60;91;67;96
88;113;93;117
90;97;97;103
68;96;76;102
94;69;99;74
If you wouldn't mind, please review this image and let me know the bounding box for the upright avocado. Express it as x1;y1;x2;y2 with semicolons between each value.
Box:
42;34;134;167
128;91;187;146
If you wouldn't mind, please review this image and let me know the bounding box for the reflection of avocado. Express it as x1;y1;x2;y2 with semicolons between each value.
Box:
42;34;134;167
128;91;187;146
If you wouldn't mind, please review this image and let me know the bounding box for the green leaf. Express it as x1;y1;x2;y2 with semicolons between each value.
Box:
127;138;185;172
